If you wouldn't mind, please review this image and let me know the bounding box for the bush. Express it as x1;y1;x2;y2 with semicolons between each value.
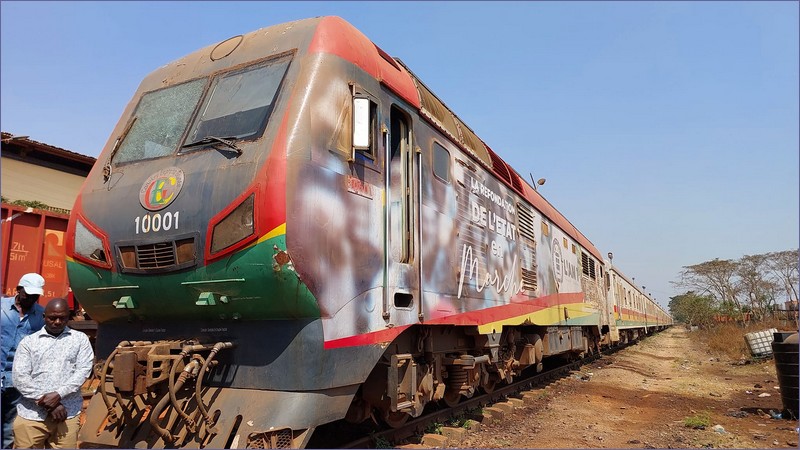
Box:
697;317;794;361
684;411;711;429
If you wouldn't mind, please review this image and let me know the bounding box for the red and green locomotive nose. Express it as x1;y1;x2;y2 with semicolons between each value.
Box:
66;157;319;324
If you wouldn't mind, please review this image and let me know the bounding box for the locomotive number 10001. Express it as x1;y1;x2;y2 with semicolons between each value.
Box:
134;211;180;234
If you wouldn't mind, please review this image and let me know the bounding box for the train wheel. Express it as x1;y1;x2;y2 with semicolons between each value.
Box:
382;410;410;429
443;389;462;407
482;374;498;394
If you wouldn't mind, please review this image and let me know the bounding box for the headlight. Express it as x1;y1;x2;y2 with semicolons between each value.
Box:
210;194;255;254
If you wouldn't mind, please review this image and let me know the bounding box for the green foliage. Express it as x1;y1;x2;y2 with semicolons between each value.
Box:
683;411;711;429
425;421;444;435
717;300;739;317
674;250;799;324
372;434;392;449
1;196;49;209
1;196;70;215
669;291;717;328
445;413;471;429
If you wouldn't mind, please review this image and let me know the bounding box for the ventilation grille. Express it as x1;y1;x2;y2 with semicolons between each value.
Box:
246;429;293;449
518;203;538;293
581;251;596;279
485;146;524;194
118;238;195;273
517;204;536;243
487;147;511;184
509;169;524;193
137;242;175;268
521;267;538;292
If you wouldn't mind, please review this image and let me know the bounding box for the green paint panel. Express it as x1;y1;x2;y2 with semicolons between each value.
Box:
68;235;320;323
562;313;601;326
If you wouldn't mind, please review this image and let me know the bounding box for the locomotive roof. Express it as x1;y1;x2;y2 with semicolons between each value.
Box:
128;15;604;263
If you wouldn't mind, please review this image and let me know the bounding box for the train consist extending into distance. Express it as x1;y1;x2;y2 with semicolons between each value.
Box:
66;16;672;449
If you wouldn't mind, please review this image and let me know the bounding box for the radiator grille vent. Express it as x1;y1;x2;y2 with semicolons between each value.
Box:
137;242;175;268
118;238;195;273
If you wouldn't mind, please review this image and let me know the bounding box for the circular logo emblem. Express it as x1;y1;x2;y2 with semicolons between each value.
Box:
139;167;184;211
552;237;564;288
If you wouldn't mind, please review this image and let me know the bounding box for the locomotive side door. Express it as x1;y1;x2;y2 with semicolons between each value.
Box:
383;106;421;325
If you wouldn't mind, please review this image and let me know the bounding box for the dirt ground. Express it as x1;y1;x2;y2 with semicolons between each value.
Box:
459;327;799;449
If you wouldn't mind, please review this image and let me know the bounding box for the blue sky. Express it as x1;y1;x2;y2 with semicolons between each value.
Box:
2;1;797;309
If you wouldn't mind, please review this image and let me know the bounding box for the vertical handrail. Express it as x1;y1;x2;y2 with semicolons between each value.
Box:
416;147;424;321
382;125;390;321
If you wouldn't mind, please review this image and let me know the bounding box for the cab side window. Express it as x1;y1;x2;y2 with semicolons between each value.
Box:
432;142;450;183
353;97;378;161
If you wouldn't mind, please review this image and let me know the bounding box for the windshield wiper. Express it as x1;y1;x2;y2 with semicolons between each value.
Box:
103;116;139;183
181;136;241;155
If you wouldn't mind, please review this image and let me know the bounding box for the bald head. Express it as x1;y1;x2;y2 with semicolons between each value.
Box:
45;298;69;313
44;298;70;336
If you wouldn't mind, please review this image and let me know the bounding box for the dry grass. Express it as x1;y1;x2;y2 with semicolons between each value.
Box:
696;317;797;361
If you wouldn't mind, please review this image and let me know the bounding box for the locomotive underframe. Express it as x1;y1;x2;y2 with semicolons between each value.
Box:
79;323;601;448
80;338;346;449
345;323;600;428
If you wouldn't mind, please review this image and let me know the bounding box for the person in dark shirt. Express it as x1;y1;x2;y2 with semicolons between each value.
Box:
0;273;46;449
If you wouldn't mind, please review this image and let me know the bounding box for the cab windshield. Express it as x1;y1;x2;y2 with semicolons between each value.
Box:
111;55;291;164
112;79;205;164
185;57;291;146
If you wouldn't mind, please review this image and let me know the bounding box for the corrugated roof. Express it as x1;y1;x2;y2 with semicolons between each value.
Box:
1;131;96;165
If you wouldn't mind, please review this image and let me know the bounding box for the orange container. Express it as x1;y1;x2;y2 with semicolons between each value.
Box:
1;203;71;308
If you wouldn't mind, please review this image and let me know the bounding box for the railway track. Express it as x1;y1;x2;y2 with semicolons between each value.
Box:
308;340;637;449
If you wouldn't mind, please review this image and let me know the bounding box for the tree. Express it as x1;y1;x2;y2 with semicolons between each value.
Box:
674;258;741;315
668;291;717;328
767;249;799;305
736;253;780;321
673;249;798;324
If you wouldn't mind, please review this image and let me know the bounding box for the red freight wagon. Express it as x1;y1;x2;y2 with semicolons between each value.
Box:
1;203;71;308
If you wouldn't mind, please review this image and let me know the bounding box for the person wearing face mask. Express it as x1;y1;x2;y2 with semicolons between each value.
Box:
0;273;46;448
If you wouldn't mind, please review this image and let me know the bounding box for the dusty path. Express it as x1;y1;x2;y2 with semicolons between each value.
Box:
459;327;799;449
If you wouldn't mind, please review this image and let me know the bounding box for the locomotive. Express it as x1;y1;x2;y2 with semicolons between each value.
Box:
67;16;672;448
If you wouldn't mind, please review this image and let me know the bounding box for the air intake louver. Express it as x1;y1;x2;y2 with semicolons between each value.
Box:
118;238;195;273
136;242;176;269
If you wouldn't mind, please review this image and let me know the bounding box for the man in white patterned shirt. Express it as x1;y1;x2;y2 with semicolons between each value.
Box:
11;298;94;448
